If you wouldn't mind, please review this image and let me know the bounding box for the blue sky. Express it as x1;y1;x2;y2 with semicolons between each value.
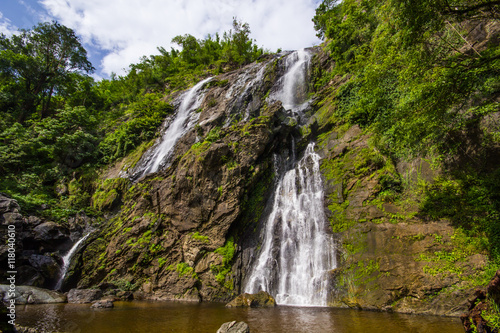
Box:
0;0;322;79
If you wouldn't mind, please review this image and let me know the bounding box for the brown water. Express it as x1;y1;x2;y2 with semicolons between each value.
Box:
16;301;463;333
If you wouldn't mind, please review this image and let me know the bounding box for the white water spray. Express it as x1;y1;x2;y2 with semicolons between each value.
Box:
55;232;91;291
244;143;336;306
132;77;212;179
269;49;311;114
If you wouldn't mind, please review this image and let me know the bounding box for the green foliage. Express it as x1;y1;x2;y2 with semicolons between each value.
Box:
313;0;500;158
176;262;198;279
191;232;210;243
205;126;222;142
92;178;129;211
158;258;167;268
0;21;94;121
211;237;236;289
98;93;173;163
421;170;500;258
483;297;500;330
313;0;500;266
113;279;138;291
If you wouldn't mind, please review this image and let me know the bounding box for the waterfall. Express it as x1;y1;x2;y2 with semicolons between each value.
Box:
244;143;336;306
130;77;213;179
55;231;91;291
244;49;335;307
269;49;311;115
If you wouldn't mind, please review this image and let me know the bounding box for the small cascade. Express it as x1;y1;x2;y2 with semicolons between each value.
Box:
55;231;91;291
244;143;336;306
269;49;312;115
130;77;213;179
223;60;272;127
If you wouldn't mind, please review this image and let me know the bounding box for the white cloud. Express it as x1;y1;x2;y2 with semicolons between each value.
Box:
0;12;18;37
39;0;321;76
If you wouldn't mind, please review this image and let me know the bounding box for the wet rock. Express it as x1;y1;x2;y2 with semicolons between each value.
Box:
91;299;114;309
217;321;250;333
0;285;66;304
67;288;102;303
226;291;276;308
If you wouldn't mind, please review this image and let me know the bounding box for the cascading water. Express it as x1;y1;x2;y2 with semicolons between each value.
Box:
130;77;212;179
244;143;336;306
55;231;91;291
268;49;311;115
244;48;335;306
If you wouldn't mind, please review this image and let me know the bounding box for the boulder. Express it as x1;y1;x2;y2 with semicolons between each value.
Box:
216;321;250;333
2;212;24;225
0;195;20;214
33;222;69;242
0;285;66;304
91;300;114;309
226;291;276;308
28;254;61;280
67;288;103;303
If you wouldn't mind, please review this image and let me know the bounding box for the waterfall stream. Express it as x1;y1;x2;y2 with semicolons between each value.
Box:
55;231;91;291
244;144;336;306
244;49;336;306
268;49;311;115
130;77;212;179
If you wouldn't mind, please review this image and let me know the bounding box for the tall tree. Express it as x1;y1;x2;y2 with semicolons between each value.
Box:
0;21;94;122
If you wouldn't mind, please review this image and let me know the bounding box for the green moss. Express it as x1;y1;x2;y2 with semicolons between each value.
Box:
176;262;198;279
158;258;167;268
416;228;493;288
191;231;210;243
211;237;236;290
92;178;130;211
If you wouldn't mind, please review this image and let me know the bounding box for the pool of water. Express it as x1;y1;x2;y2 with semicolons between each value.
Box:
16;301;463;333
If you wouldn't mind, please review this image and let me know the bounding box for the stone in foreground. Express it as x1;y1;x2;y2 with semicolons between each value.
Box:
0;285;66;304
67;288;103;303
217;321;250;333
225;291;276;308
91;299;114;309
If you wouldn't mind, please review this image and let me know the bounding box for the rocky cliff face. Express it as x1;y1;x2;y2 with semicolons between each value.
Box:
71;51;306;301
0;194;89;289
312;99;493;316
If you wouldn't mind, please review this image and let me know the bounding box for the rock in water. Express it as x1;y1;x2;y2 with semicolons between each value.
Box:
216;321;250;333
91;300;114;309
225;291;276;308
67;288;102;303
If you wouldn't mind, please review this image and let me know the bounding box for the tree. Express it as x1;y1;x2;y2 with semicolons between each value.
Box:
222;18;260;65
0;21;94;122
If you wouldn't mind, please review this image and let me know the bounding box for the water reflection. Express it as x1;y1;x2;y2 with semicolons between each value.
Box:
17;301;462;333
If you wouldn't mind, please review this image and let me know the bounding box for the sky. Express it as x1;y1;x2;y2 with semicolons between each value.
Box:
0;0;323;79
